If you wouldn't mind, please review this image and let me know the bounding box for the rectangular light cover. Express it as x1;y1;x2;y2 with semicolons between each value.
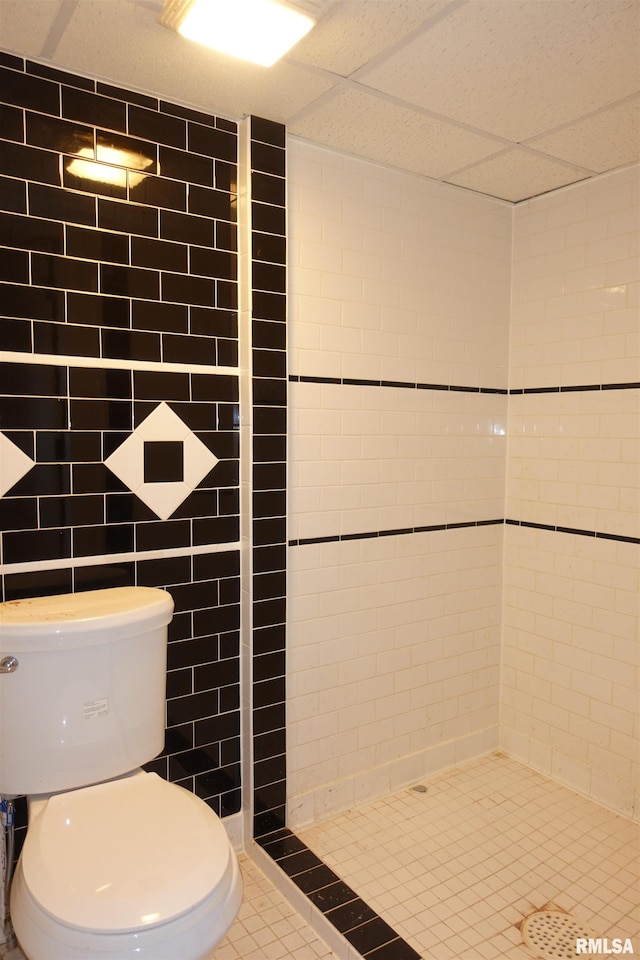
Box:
160;0;316;67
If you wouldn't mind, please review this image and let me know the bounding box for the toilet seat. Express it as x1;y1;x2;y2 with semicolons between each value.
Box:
22;772;233;933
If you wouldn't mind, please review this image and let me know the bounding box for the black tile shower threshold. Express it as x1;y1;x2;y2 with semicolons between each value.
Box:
256;828;422;960
290;519;639;547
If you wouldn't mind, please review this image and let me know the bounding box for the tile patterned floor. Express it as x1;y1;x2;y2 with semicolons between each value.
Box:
213;855;339;960
299;754;640;960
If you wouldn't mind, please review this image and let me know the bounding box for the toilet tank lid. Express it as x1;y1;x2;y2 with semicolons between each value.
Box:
0;587;173;649
21;773;233;933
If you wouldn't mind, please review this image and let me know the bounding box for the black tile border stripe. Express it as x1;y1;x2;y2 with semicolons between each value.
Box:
290;519;639;547
257;829;422;960
291;375;640;395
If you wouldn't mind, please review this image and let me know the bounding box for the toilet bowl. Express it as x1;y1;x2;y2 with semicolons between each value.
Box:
10;772;243;960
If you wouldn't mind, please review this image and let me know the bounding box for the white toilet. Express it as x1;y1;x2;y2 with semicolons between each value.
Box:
0;586;242;960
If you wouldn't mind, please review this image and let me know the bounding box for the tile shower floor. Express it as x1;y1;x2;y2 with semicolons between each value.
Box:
298;753;640;960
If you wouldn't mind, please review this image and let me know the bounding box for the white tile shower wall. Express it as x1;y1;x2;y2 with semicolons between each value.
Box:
287;139;511;825
503;164;640;819
289;380;507;542
287;525;502;828
288;140;511;387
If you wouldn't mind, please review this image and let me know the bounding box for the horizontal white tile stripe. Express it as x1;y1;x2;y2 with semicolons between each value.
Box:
0;540;241;576
0;351;238;377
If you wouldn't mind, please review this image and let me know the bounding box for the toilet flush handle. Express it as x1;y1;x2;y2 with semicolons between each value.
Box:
0;656;18;673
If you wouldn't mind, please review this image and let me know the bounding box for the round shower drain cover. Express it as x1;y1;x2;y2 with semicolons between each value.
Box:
522;910;596;960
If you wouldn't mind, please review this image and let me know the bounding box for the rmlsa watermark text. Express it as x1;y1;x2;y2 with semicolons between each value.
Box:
576;939;635;955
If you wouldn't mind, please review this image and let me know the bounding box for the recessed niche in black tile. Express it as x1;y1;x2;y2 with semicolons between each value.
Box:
34;320;100;358
159;146;213;187
32;253;98;293
0;102;25;142
188;123;237;163
0;211;63;253
188;185;234;221
101;328;161;362
73;523;134;558
144;440;184;483
0;141;60;186
160;209;214;247
26;112;93;155
100;263;159;300
252;232;285;264
128;105;186;149
29;182;96;227
98;198;158;237
129;174;186;212
0;66;60;115
3;528;71;565
252;172;285;207
62;86;127;133
131;236;188;272
0;176;27;214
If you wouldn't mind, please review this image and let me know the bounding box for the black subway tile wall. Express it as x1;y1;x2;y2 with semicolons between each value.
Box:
0;53;244;820
250;116;288;840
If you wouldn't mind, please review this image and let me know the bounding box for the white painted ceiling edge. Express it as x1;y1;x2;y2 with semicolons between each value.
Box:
0;0;638;202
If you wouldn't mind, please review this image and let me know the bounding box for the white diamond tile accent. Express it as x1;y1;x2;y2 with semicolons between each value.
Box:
104;402;219;520
0;432;35;497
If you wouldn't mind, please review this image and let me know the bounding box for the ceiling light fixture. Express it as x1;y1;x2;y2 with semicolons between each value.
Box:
159;0;330;67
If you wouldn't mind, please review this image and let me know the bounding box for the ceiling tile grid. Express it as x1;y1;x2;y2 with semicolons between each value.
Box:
0;0;638;202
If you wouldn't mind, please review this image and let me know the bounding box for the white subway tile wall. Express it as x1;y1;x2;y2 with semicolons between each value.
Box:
504;165;640;817
288;141;638;824
287;139;512;825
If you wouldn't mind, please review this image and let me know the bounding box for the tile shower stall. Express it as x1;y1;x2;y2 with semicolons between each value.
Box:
0;49;638;958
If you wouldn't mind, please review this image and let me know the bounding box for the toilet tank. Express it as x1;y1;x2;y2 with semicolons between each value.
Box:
0;587;174;796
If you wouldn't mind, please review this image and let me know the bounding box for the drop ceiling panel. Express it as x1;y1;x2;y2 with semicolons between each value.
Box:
53;0;336;122
289;86;504;180
290;0;450;76
0;1;62;58
0;0;638;202
447;149;589;203
358;0;640;142
527;97;640;174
